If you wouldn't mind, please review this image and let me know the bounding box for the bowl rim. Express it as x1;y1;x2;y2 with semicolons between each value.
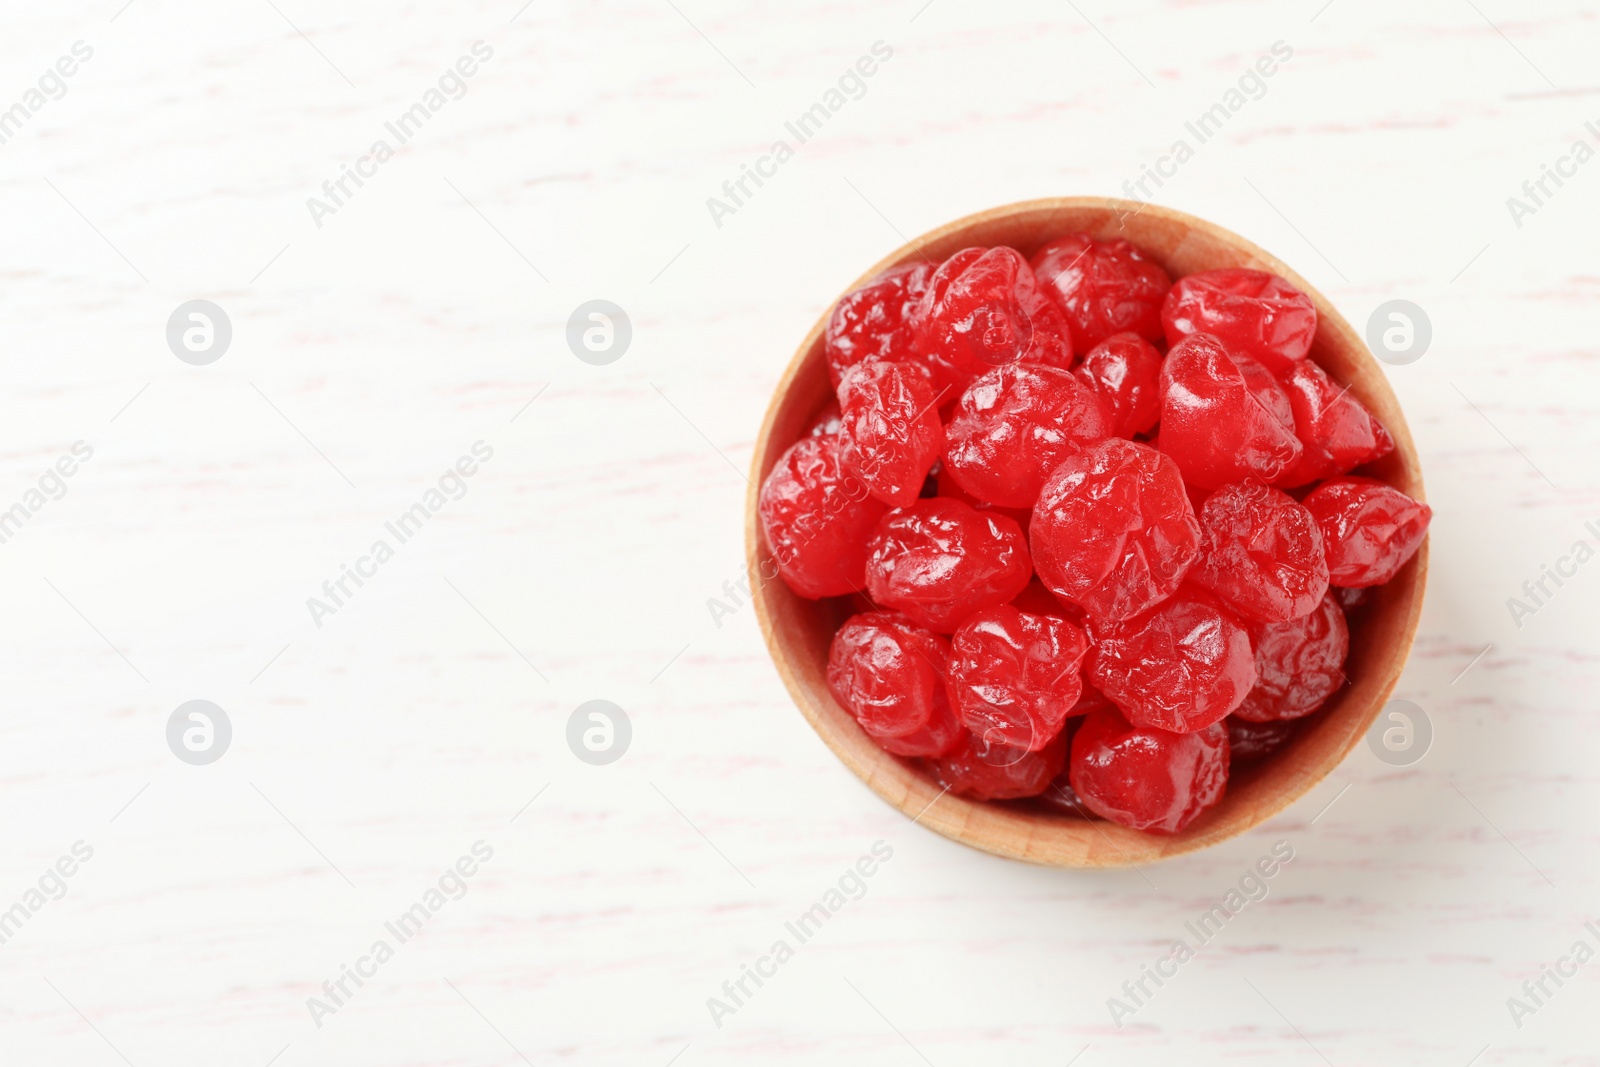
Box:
744;196;1429;867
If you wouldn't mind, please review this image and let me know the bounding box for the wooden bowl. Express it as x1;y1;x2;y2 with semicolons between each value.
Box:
745;197;1427;867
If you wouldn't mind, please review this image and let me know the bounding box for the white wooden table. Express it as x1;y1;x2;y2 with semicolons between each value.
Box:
0;1;1595;1063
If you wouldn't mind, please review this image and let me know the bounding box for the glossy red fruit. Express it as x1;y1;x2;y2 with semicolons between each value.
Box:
1302;477;1431;587
1031;234;1171;353
1159;333;1302;489
806;400;843;438
1073;332;1164;439
837;361;946;507
827;613;945;739
1273;360;1395;487
1190;481;1329;623
1227;715;1299;761
827;612;962;756
948;605;1088;751
1161;268;1317;371
934;728;1067;800
1236;353;1299;434
1086;586;1256;733
915;247;1074;395
1069;708;1229;834
865;498;1033;632
824;262;935;390
878;715;965;758
1030;438;1203;621
1234;592;1348;722
943;362;1109;509
758;435;890;599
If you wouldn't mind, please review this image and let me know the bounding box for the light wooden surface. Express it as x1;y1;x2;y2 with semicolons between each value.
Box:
0;2;1595;1064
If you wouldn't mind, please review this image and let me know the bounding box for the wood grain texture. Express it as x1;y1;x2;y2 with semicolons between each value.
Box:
2;1;1596;1063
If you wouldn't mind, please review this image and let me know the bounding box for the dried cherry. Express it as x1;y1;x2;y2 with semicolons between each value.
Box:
864;498;1033;632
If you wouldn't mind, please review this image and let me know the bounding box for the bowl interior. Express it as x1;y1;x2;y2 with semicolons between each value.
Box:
747;198;1427;867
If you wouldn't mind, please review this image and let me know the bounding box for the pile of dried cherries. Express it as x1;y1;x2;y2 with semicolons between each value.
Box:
758;236;1430;834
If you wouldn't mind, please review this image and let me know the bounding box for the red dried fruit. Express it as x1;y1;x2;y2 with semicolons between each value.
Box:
758;435;889;599
1236;353;1299;434
1159;333;1302;489
878;715;964;758
1073;332;1164;438
864;498;1033;632
1273;360;1395;487
1086;585;1256;733
915;247;1073;395
837;361;946;507
827;612;962;756
948;605;1088;751
1302;477;1431;587
943;362;1109;509
1227;715;1298;761
1069;708;1229;833
825;262;935;390
1161;268;1317;371
1234;592;1348;722
934;728;1067;800
1030;438;1203;621
806;400;843;438
1031;234;1171;353
1190;481;1329;623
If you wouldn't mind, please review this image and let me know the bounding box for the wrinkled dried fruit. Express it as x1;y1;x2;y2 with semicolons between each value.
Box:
807;400;843;438
827;613;950;741
1162;268;1317;370
1086;585;1256;733
1073;332;1164;439
1190;481;1329;623
1227;715;1299;761
1069;707;1230;833
934;728;1067;800
1302;477;1431;587
827;612;962;756
915;247;1073;395
1030;438;1203;621
1274;360;1394;487
838;361;946;507
759;435;889;599
865;498;1033;632
943;362;1109;509
1159;333;1302;489
796;242;1425;833
948;605;1088;750
1031;234;1171;353
1234;592;1348;722
825;263;935;389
